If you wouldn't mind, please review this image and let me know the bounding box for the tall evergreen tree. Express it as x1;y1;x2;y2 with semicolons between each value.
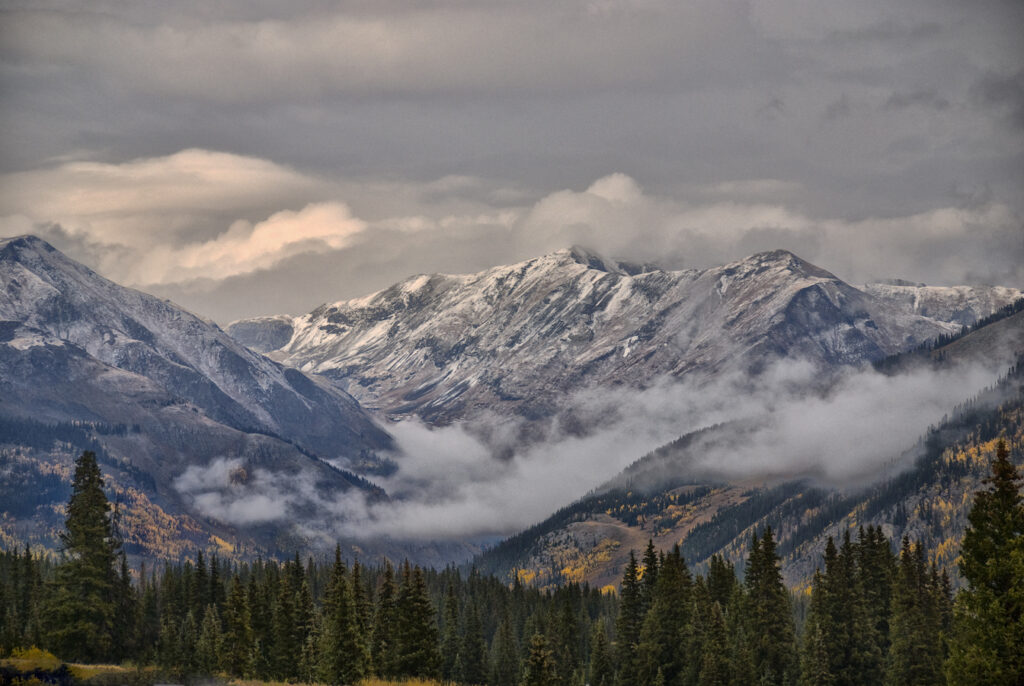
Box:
590;620;615;686
319;547;367;684
222;574;254;677
886;538;943;686
371;560;400;678
521;633;558;686
745;527;797;686
636;544;692;685
395;564;441;678
616;550;644;685
461;600;490;685
43;451;118;662
195;605;223;675
490;615;520;686
441;583;461;680
947;438;1024;684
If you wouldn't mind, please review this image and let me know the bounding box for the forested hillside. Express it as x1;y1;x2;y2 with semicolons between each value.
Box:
475;353;1024;590
3;444;1022;684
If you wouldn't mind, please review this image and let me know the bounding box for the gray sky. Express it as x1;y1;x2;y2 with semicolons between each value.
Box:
1;0;1022;323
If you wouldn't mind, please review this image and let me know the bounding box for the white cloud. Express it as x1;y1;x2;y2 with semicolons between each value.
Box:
1;152;1019;320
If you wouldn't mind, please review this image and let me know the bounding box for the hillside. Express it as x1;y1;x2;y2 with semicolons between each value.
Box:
474;314;1024;589
0;236;459;564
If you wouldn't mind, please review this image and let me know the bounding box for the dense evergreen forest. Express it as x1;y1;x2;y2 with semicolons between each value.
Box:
1;444;1023;685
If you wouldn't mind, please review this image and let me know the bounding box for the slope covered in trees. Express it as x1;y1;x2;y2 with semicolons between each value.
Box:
476;351;1024;590
3;445;1022;684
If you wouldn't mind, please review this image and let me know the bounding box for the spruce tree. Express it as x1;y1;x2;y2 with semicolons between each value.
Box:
396;564;441;678
461;601;489;685
441;583;461;680
697;602;729;686
222;574;254;677
745;527;797;686
590;620;615;686
947;438;1024;684
616;550;644;685
195;605;223;675
886;538;943;686
372;560;400;678
319;547;367;684
43;451;118;662
521;633;558;686
636;544;692;685
490;615;520;686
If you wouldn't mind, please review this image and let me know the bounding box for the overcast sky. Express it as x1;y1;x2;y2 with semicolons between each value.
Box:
1;0;1022;323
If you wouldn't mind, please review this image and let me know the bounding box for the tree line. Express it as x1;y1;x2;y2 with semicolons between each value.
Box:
1;443;1022;684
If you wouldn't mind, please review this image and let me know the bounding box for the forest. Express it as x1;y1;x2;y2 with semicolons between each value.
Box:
1;441;1022;685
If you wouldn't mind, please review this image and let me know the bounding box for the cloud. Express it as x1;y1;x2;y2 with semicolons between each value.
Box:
126;202;367;284
2;152;1021;322
884;89;950;111
285;357;1004;541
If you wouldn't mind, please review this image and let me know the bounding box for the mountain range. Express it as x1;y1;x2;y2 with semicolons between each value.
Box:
229;246;1018;426
2;234;1022;578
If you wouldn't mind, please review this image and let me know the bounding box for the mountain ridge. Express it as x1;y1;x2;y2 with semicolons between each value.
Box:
229;246;1018;425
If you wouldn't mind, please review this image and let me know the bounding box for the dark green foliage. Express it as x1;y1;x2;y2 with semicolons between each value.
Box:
42;451;118;663
589;620;614;686
636;545;692;685
1;442;1021;686
395;563;441;678
616;551;643;685
885;538;946;685
947;438;1024;684
490;616;520;686
521;633;557;686
745;527;797;686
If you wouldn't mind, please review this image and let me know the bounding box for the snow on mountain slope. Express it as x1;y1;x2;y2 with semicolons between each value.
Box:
0;235;392;462
863;282;1022;326
229;247;970;424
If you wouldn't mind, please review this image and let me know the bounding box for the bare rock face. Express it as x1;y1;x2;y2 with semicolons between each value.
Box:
229;246;1009;425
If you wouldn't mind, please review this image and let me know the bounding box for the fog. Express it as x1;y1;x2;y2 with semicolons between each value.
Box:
173;357;1003;542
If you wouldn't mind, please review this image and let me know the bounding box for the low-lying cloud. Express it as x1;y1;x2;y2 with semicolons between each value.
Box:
174;357;1006;542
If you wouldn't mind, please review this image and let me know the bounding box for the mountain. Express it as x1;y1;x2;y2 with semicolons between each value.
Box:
473;313;1024;590
863;281;1022;327
229;247;1016;425
0;235;406;561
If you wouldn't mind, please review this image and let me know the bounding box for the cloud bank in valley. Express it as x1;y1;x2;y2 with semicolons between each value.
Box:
173;358;1003;541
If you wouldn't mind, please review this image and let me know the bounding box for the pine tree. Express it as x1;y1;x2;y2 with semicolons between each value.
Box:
43;451;118;662
441;583;461;680
372;560;400;678
195;605;223;675
616;550;644;685
222;574;254;677
590;620;615;686
947;438;1024;684
319;547;367;684
521;633;557;686
271;576;299;680
636;544;692;685
490;615;520;686
462;601;490;684
395;564;441;678
745;527;797;686
697;602;729;686
886;538;943;686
